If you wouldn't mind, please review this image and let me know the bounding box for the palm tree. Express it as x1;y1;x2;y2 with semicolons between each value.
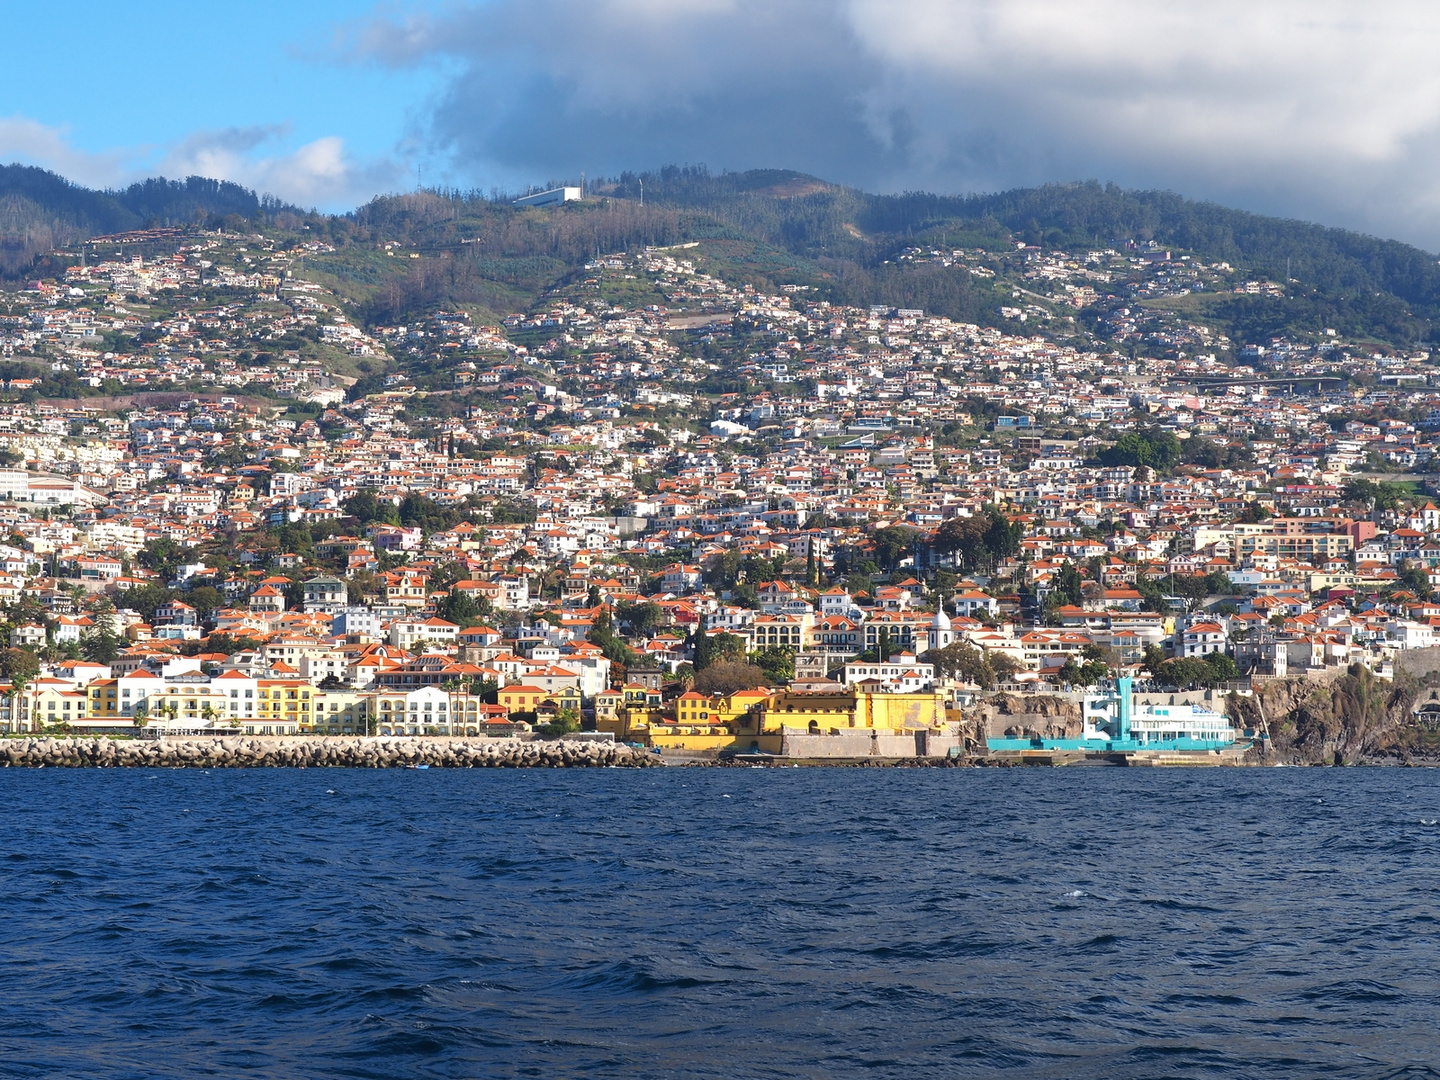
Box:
7;676;25;734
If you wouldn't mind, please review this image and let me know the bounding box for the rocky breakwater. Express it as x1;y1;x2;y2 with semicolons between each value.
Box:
0;736;661;769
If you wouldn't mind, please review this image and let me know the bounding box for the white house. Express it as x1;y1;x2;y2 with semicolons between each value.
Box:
10;623;45;648
841;654;936;691
1175;621;1227;659
953;589;999;618
389;617;460;651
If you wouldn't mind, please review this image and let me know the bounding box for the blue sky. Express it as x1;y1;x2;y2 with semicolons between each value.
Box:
5;2;1440;248
3;2;417;158
0;1;443;207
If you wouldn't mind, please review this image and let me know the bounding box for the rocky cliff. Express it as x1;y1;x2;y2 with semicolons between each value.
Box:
967;694;1083;742
1226;666;1432;764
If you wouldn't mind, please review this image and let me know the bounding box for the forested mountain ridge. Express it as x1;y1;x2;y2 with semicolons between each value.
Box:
598;169;1440;346
0;165;295;274
6;163;1440;351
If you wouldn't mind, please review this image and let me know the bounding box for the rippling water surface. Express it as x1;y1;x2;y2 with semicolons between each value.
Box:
2;766;1439;1078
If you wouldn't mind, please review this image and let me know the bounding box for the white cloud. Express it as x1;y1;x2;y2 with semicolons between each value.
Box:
155;127;404;208
0;115;132;189
0;117;402;210
347;0;1440;247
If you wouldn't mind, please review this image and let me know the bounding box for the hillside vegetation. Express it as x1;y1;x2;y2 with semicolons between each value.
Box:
5;164;1440;348
0;165;296;274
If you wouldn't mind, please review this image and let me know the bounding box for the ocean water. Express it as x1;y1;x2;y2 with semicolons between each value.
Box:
2;766;1438;1080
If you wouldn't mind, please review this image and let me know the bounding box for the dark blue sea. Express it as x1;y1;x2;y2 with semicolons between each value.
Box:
2;766;1439;1079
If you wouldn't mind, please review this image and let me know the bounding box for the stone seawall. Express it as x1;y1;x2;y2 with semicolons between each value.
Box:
0;736;661;769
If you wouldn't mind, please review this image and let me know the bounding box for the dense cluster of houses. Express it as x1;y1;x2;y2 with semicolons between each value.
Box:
2;228;1440;748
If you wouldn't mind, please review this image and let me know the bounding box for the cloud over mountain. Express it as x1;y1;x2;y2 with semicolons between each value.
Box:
0;117;402;211
352;0;1440;248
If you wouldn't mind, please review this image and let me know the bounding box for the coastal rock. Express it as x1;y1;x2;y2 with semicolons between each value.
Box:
968;695;1083;741
1228;666;1426;765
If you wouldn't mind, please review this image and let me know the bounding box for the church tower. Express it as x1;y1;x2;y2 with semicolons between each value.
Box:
928;603;953;653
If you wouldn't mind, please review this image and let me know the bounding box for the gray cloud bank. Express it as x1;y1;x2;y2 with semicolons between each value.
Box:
353;0;1440;250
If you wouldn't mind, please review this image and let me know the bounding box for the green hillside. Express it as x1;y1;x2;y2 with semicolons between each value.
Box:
0;165;299;274
5;163;1440;349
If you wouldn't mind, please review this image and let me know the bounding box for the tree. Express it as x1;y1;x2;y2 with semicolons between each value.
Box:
1058;656;1110;687
931;568;959;600
983;509;1023;562
398;493;459;532
617;601;663;635
933;514;987;564
437;588;490;627
1047;563;1084;609
871;525;916;572
1203;651;1239;683
1143;643;1168;676
924;641;996;689
138;537;182;582
586;608;637;666
932;509;1023;572
276;577;302;611
1091;427;1182;472
0;647;39;685
203;632;265;656
751;645;795;684
990;652;1021;684
343;489;400;526
185;586;225;621
1342;477;1377;505
858;627;896;664
1341;477;1409;512
693;660;767;696
80;626;121;664
537;706;580;740
429;560;469;593
1158;652;1237;688
1157;657;1210;688
123;583;176;625
704;547;744;589
694;631;746;671
1399;563;1434;599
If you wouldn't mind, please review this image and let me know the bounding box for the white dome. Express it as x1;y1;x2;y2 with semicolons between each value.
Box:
932;606;952;631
